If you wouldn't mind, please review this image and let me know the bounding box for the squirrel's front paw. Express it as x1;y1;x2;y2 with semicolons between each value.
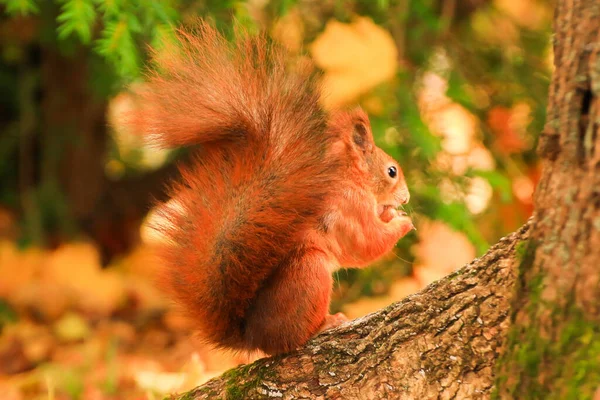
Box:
379;206;414;228
379;205;401;223
388;212;415;237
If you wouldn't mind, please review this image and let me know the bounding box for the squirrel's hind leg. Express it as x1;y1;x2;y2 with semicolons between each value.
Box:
243;249;334;355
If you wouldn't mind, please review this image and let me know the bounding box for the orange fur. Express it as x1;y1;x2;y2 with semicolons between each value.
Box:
126;22;413;355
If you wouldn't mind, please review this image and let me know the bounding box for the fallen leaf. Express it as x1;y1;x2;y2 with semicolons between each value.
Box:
0;241;43;300
11;281;70;321
53;312;91;343
42;243;126;316
0;336;34;375
134;370;186;394
3;321;55;365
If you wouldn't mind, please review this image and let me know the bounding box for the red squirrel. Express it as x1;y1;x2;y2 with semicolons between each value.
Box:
127;23;414;355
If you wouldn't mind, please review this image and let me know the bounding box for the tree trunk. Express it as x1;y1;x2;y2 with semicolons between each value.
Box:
170;0;600;398
11;27;183;264
494;0;600;398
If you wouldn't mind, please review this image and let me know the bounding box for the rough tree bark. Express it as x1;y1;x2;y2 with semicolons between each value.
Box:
170;0;600;398
494;0;600;398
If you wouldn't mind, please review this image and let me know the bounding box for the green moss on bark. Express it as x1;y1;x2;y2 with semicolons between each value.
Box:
170;361;276;400
494;239;600;399
222;361;276;400
514;239;530;261
553;306;600;399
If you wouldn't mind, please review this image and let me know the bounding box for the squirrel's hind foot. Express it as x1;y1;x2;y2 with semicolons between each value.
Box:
318;312;349;333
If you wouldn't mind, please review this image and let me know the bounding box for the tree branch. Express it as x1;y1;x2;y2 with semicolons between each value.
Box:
171;220;532;400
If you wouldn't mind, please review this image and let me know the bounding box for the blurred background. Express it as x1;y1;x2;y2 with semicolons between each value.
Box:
0;0;552;398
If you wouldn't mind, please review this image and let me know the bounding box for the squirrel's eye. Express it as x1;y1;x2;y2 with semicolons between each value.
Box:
388;166;397;179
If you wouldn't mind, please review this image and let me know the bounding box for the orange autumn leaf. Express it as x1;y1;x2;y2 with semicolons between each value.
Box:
487;106;529;154
310;17;397;109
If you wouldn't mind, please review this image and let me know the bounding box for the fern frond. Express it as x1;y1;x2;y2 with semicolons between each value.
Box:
95;18;139;78
1;0;39;15
150;22;176;51
56;0;96;44
94;0;122;17
147;1;177;24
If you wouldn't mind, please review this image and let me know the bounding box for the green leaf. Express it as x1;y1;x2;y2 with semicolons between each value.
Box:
1;0;39;15
233;2;259;33
127;13;142;33
446;71;476;111
0;299;18;328
56;0;97;44
416;184;489;254
404;110;442;161
434;201;489;254
148;1;178;24
376;0;389;10
278;0;296;15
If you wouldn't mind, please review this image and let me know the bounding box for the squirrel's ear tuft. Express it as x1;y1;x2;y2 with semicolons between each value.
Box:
352;123;373;153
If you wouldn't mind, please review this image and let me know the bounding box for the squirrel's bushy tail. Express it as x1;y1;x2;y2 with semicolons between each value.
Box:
130;22;324;150
130;22;339;351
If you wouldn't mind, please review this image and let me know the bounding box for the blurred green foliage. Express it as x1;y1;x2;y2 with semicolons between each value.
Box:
2;0;179;79
0;0;552;306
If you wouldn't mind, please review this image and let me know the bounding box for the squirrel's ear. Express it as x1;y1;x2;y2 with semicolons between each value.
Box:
352;123;373;153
